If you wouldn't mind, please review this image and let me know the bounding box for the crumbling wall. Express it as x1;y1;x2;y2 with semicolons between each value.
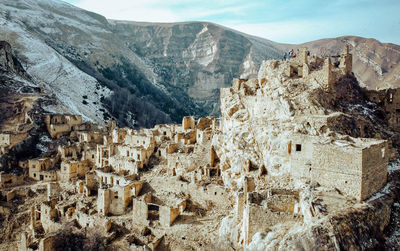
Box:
133;199;148;225
182;116;195;130
0;173;23;188
243;191;300;245
97;188;110;216
361;141;388;200
311;143;362;201
160;206;180;227
108;188;125;215
0;133;27;148
39;235;56;251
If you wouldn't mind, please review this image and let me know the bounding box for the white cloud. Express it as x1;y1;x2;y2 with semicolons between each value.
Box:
178;3;259;20
74;0;256;22
227;17;400;44
226;20;329;44
76;0;180;22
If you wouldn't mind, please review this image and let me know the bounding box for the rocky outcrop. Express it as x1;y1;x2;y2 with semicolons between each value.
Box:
0;41;28;78
213;48;400;250
0;41;15;71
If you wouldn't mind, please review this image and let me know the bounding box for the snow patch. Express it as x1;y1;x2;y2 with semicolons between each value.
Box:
388;159;400;175
348;103;375;120
366;183;391;203
198;25;208;36
40;135;52;142
36;143;49;153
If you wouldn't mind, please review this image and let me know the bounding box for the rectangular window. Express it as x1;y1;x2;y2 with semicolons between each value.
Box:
296;144;302;152
381;147;385;158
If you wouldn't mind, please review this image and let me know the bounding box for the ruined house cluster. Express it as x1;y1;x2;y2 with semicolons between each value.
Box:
1;46;399;250
4;110;226;250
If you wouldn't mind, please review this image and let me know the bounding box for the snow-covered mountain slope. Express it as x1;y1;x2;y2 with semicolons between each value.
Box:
0;0;113;124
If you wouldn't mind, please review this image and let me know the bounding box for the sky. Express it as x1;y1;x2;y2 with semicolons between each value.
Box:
62;0;400;45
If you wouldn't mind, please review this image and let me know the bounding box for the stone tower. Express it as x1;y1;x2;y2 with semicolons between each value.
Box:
340;44;353;75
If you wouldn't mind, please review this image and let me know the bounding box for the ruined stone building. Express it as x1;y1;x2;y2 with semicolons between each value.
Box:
217;45;389;202
44;114;83;139
365;88;400;130
0;132;27;155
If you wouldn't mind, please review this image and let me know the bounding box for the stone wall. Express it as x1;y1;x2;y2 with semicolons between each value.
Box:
39;235;56;251
0;133;27;148
45;114;83;138
361;141;388;200
309;139;388;201
182;116;195;130
0;173;24;188
243;191;300;245
133;199;149;225
160;206;180;227
97;188;110;216
58;160;91;181
125;134;155;148
365;88;400;131
29;158;53;180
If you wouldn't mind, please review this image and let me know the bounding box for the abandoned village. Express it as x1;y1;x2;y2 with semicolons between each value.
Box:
1;46;400;250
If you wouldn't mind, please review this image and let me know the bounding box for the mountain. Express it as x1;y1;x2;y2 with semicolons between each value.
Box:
108;21;286;115
0;0;399;128
0;0;285;128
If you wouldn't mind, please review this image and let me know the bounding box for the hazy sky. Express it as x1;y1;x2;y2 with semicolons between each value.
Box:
62;0;400;45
